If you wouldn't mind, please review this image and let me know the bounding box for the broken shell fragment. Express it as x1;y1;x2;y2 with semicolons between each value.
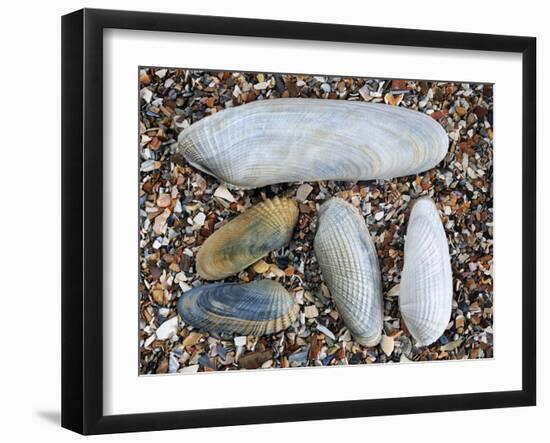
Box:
176;280;299;336
314;198;383;346
176;98;449;189
196;197;298;280
399;198;453;346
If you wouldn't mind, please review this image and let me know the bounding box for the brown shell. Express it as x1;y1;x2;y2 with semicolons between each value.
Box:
196;197;299;280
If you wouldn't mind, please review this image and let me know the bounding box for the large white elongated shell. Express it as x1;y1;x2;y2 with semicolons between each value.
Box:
314;198;383;346
177;280;299;336
177;98;448;189
197;197;298;280
399;198;453;346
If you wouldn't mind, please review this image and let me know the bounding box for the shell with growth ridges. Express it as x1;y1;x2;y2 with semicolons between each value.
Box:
314;198;383;347
399;197;453;346
176;98;449;189
197;197;298;280
177;280;299;336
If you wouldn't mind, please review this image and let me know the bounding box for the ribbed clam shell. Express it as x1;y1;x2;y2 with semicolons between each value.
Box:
177;98;448;189
177;280;299;336
197;197;298;280
399;198;453;346
314;198;383;346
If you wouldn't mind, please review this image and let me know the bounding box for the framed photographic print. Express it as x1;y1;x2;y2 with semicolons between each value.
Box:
61;8;536;435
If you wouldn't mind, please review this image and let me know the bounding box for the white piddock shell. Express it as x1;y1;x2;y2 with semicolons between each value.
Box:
314;198;383;346
399;198;453;346
177;98;449;189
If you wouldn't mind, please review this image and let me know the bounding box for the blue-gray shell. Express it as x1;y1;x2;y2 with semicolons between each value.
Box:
177;280;299;336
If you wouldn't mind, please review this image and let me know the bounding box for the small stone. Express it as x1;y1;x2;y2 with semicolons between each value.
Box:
384;93;403;106
455;315;465;329
254;81;269;90
156;193;171;208
473;106;487;119
386;284;400;297
140;160;160;172
139;70;151;85
155;316;179;340
359;84;371;101
152;288;164;305
440;339;463;352
193;212;206;228
140;87;153;103
183;331;202;347
179;364;199;374
268;264;286;278
455;106;467;117
380;335;394;356
288;348;309;364
252;260;270;274
296;183;314;202
213;184;235;202
238;349;273;369
155;68;167;79
234;336;247;347
304;305;319;319
374;211;384;221
156;358;169;374
261;359;274;369
153;209;170;235
316;324;336;341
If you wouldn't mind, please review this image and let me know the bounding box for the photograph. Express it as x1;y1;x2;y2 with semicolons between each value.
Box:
138;68;494;375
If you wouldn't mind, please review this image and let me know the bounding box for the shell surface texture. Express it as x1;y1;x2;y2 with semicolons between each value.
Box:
177;98;449;189
177;280;299;336
399;198;453;346
314;198;383;346
197;197;298;280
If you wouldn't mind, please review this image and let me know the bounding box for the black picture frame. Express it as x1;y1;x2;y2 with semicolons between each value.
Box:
61;8;537;435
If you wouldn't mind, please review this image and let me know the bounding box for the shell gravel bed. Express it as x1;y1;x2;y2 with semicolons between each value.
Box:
138;68;494;374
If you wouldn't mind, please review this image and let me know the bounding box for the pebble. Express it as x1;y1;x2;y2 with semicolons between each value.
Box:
152;288;164;304
155;68;167;79
316;324;336;341
238;349;273;369
140;87;153;103
234;336;247;347
252;259;270;274
179;364;199;374
183;331;202;347
288;348;309;364
386;284;400;297
380;335;394;356
268;264;286;278
192;212;206;228
140;159;160;172
296;183;314;202
155;316;179;340
153;209;170;235
213;184;235;202
440;339;463;352
156;193;171;208
304;305;319;319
